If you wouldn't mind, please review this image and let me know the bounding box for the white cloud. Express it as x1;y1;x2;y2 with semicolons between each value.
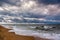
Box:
0;0;60;23
1;0;60;16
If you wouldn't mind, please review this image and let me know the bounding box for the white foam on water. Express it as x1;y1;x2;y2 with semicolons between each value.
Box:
1;25;13;29
2;25;60;40
10;26;60;40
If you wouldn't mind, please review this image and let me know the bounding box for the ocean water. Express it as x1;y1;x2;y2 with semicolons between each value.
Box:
1;24;60;40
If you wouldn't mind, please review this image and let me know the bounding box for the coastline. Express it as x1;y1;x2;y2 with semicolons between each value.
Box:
0;25;50;40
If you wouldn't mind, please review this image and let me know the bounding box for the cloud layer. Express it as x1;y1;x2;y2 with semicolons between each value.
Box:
37;0;60;4
0;0;60;23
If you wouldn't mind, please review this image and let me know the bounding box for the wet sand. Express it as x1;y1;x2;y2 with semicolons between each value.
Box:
0;25;50;40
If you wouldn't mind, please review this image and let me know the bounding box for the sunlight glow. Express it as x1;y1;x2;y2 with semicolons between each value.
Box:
22;1;36;9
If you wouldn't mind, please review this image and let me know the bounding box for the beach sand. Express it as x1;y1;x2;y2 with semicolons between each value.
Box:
0;25;50;40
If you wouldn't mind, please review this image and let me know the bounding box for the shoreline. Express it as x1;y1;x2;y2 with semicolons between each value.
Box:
0;25;51;40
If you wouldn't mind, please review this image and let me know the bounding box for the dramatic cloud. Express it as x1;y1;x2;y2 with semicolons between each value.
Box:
0;0;60;23
37;0;60;5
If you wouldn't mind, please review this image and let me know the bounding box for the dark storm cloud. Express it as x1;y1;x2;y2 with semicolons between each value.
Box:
0;0;20;6
38;0;60;4
0;0;60;23
0;0;11;4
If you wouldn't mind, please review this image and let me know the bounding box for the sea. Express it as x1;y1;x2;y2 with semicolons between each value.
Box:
1;23;60;40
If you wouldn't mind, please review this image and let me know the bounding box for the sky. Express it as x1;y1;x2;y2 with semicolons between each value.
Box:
0;0;60;24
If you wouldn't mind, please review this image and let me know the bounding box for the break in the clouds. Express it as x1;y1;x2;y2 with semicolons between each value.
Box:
0;0;60;23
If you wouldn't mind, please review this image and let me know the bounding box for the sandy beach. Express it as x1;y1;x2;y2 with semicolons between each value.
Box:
0;25;50;40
